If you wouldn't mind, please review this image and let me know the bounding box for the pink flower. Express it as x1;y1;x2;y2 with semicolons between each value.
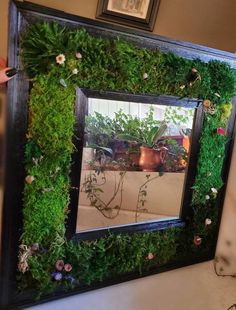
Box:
64;263;73;272
76;52;82;59
146;252;154;260
216;127;225;135
25;175;35;184
193;236;202;246
55;260;64;271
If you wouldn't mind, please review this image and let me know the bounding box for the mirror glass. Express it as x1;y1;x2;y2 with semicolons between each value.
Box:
76;98;195;232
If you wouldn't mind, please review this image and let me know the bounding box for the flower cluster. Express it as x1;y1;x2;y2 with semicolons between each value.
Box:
51;260;76;284
205;187;218;200
55;52;81;88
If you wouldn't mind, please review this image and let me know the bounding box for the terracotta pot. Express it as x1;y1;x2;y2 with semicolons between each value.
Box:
128;152;140;167
139;146;167;172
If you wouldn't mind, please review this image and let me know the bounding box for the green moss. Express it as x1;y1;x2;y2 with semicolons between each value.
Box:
21;76;75;246
21;22;235;100
18;21;236;296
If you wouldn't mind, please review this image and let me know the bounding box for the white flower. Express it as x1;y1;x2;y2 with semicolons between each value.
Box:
72;68;78;75
180;85;186;90
211;188;218;194
76;52;82;59
56;54;66;65
143;73;148;79
25;175;35;184
205;218;212;225
205;195;210;200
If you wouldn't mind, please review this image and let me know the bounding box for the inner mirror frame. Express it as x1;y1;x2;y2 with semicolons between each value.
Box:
67;89;203;240
1;1;236;309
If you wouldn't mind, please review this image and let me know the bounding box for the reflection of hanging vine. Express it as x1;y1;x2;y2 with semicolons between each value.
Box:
135;173;163;222
81;171;126;219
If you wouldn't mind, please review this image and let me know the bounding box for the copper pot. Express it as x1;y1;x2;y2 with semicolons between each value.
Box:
139;146;167;172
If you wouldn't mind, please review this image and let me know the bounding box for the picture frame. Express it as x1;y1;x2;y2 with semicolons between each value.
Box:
96;0;160;31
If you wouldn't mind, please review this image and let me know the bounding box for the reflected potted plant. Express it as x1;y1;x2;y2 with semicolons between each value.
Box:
84;108;167;171
84;112;114;168
163;139;188;172
117;122;168;172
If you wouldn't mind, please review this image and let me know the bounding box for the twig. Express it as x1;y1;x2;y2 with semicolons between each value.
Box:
135;174;160;222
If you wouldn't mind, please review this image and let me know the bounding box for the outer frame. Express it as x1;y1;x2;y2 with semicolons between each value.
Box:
0;1;236;309
96;0;160;31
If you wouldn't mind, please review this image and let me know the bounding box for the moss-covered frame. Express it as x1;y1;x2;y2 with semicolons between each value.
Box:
1;1;236;309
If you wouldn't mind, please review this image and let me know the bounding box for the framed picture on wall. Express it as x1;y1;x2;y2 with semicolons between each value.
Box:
96;0;160;31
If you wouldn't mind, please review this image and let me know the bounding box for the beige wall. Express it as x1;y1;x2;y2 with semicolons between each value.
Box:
5;0;236;52
1;1;236;309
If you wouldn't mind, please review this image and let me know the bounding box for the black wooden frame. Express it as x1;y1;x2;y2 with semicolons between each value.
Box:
96;0;160;31
1;1;236;309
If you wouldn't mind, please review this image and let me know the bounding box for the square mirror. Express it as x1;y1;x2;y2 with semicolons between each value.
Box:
76;98;195;232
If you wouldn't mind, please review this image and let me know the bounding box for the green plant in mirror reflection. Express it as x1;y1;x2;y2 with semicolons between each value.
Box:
81;170;126;219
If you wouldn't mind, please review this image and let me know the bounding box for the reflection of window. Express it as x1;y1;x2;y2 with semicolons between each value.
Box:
76;99;195;233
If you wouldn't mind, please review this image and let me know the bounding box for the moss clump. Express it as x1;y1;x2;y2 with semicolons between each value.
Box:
22;76;75;246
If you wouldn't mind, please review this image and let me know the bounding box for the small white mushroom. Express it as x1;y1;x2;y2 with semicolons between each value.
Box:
25;175;35;184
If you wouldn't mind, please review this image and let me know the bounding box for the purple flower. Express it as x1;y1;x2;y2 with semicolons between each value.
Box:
51;271;63;281
54;272;63;281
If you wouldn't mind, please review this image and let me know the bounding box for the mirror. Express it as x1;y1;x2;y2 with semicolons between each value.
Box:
76;98;195;232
